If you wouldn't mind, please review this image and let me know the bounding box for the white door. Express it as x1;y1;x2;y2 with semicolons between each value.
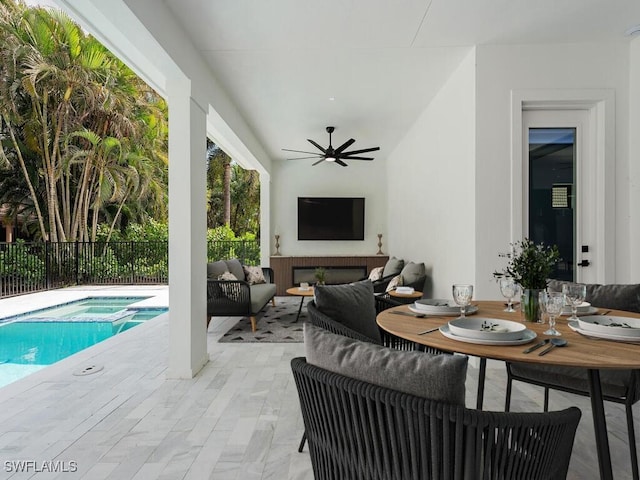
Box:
522;109;597;283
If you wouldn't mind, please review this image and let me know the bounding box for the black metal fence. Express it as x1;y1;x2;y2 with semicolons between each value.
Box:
0;240;260;298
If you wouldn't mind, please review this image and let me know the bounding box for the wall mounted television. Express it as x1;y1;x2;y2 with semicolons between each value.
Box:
298;197;365;241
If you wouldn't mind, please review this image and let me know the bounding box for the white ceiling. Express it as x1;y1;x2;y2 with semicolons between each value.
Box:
162;0;640;164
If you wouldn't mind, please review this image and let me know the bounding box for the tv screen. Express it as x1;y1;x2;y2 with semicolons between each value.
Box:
298;197;365;240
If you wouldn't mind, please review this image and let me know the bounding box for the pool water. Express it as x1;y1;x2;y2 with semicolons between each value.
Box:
0;297;168;388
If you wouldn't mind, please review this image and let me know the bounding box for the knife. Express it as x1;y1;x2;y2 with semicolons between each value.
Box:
522;339;550;354
417;326;441;335
391;311;425;318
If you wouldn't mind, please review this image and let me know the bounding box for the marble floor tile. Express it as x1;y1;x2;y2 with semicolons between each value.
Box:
0;288;636;479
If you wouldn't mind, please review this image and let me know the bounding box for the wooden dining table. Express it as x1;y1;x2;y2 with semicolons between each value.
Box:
377;300;640;480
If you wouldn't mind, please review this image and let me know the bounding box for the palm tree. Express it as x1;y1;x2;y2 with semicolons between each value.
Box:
0;1;168;241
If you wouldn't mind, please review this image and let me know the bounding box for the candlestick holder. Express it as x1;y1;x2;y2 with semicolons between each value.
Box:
376;233;383;255
274;234;281;256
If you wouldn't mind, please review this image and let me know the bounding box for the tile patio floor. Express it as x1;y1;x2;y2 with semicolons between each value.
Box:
0;286;636;479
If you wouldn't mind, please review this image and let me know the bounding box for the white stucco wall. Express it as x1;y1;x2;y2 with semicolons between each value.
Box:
386;48;476;298
629;37;640;278
270;159;388;257
474;42;632;298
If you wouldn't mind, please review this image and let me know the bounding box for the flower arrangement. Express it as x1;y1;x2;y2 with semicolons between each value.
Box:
495;239;560;322
495;238;560;289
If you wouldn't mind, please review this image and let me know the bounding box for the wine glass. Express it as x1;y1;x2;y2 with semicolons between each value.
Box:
538;290;549;324
452;284;474;318
544;292;564;336
562;284;587;321
499;277;518;312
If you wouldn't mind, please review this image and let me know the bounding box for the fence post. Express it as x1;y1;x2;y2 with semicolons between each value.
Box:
73;241;78;285
45;241;51;289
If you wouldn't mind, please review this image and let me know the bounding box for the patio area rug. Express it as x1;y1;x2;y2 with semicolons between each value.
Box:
217;296;306;343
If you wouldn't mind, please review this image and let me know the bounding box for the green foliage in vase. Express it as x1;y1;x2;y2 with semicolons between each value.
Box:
495;238;560;290
314;267;327;284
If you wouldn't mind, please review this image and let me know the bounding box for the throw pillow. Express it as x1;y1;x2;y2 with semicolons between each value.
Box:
243;265;266;285
368;266;384;282
218;271;238;281
399;262;425;287
385;274;402;293
382;256;404;278
313;280;381;343
304;323;468;405
225;258;246;282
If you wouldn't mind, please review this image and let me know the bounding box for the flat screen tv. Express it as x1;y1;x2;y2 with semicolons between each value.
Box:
298;197;365;241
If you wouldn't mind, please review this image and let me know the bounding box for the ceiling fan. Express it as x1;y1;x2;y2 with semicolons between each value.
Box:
283;126;380;167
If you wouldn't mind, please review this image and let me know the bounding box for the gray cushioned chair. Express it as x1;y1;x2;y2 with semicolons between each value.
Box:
310;280;434;352
293;357;581;480
505;280;640;479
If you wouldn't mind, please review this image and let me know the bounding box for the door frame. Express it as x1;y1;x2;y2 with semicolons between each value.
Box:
523;110;589;282
510;89;616;283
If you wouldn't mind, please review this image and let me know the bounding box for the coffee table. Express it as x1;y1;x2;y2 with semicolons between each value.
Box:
286;286;314;322
388;289;422;299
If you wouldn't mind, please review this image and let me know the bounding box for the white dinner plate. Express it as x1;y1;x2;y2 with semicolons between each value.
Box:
408;305;479;317
568;320;640;343
439;325;536;345
561;301;591;314
576;315;640;337
448;317;527;341
413;299;462;312
560;306;599;317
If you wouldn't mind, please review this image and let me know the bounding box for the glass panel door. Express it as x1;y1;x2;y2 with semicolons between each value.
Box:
528;128;575;281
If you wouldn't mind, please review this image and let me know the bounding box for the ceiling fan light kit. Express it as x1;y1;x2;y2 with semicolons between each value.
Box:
283;126;380;167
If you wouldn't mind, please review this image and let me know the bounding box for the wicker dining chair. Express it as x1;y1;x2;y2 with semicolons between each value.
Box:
296;300;444;453
308;299;431;352
292;357;581;480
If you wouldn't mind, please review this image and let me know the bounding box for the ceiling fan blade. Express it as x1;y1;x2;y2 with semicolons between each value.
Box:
341;156;374;161
307;139;327;153
342;146;380;156
282;148;324;155
312;158;326;166
288;156;325;160
334;138;355;154
335;159;348;167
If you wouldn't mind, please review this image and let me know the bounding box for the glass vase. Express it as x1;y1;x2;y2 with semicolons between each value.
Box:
521;288;543;322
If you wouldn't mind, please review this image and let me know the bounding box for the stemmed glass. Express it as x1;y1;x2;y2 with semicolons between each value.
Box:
562;284;587;321
538;290;549;324
544;292;564;336
452;284;474;318
499;277;518;312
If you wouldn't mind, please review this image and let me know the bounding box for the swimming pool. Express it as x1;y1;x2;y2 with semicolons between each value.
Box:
0;296;168;388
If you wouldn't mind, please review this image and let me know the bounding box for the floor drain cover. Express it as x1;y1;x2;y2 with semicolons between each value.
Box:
73;364;104;376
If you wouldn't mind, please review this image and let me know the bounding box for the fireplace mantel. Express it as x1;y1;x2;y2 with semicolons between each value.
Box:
270;255;388;296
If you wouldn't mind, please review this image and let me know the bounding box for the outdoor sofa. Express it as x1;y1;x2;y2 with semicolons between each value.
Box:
206;258;276;332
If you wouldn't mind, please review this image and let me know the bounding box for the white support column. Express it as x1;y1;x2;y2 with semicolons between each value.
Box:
167;77;208;378
259;170;271;265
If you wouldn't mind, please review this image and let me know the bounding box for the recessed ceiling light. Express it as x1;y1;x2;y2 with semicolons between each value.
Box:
328;97;335;101
625;25;640;36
